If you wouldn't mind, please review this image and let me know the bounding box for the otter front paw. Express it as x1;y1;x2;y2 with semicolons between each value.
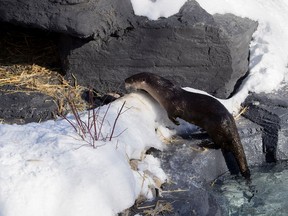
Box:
169;116;180;125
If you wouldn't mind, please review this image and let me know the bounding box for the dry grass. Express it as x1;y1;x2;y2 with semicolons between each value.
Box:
234;106;248;120
0;24;89;115
0;64;87;113
141;200;174;216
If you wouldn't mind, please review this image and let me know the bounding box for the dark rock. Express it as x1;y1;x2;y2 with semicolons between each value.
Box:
0;86;58;124
214;14;258;97
1;0;257;98
242;85;288;163
0;0;135;39
59;0;257;98
129;116;263;216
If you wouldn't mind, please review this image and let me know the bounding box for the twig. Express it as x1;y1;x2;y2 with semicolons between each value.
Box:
110;128;128;139
109;101;126;141
98;102;111;139
62;92;128;147
62;114;78;134
161;189;189;193
235;106;248;120
67;99;86;138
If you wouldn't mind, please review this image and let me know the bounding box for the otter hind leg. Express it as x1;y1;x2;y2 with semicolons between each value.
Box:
224;138;251;180
221;148;241;175
231;141;251;180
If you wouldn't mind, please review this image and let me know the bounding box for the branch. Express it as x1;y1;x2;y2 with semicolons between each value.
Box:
109;101;126;141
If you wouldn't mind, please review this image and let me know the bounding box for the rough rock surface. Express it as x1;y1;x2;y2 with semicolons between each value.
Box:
1;0;257;100
0;0;135;39
128;117;263;215
243;84;288;163
0;86;58;124
214;13;258;96
59;1;258;98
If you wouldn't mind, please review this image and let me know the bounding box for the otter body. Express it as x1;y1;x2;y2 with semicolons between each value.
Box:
125;72;250;179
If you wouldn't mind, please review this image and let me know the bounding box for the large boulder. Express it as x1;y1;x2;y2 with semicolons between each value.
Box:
0;0;135;39
58;1;257;98
0;0;257;98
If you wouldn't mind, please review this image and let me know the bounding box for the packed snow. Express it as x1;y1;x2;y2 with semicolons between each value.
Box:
1;0;288;215
0;93;171;216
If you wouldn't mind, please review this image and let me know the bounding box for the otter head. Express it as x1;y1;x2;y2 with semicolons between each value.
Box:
125;72;154;92
125;72;175;90
125;72;179;112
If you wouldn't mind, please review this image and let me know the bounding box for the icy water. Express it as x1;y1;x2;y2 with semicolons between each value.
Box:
213;161;288;216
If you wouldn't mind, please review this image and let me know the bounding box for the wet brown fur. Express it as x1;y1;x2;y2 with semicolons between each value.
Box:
125;72;250;179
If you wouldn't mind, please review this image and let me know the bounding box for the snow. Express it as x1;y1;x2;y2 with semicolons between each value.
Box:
130;0;187;20
0;93;171;216
1;0;288;215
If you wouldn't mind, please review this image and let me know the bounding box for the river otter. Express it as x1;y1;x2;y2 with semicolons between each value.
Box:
125;72;250;179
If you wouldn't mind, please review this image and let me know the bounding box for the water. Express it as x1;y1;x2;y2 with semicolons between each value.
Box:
213;161;288;216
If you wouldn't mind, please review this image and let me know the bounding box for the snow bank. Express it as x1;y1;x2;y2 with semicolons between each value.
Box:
0;93;171;216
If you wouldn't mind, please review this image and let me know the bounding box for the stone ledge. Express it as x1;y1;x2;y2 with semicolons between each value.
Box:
0;88;58;124
243;85;288;162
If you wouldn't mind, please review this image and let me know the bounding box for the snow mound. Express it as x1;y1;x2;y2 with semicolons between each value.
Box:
0;93;172;216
